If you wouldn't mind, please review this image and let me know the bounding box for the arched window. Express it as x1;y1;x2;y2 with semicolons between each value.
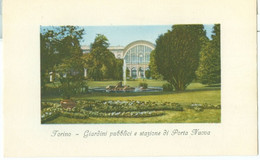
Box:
124;44;154;65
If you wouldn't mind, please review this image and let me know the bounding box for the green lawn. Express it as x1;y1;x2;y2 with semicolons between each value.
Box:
87;80;220;90
87;79;167;88
43;81;220;105
42;81;221;123
68;90;220;105
46;79;167;88
46;79;219;89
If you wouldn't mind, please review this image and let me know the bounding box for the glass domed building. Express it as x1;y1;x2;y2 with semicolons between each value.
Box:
123;40;155;79
82;40;155;79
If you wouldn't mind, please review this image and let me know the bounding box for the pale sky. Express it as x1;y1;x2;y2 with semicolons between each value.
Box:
41;24;214;47
81;25;214;46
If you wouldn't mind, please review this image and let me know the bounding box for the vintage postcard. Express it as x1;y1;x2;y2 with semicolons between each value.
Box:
3;0;257;157
40;24;221;124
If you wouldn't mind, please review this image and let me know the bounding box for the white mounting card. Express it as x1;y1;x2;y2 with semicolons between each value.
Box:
3;0;257;157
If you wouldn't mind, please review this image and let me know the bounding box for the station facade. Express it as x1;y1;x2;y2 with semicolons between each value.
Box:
81;40;155;79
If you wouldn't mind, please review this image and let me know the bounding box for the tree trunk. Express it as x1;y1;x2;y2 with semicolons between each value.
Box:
174;82;185;91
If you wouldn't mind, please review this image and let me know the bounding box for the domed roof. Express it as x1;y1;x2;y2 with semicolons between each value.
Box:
123;40;155;56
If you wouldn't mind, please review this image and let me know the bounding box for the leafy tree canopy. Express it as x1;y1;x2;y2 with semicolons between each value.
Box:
154;25;206;91
41;26;86;98
196;24;221;85
84;34;123;81
90;34;109;51
149;50;163;80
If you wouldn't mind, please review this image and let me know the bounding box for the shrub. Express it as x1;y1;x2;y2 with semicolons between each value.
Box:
41;102;55;110
145;70;151;79
41;86;62;97
162;83;173;91
42;84;88;98
139;82;148;89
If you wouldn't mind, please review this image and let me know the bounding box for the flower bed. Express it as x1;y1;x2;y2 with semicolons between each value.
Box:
41;100;183;121
61;111;89;119
76;100;183;112
41;101;221;122
41;103;63;123
61;110;164;118
88;111;165;118
189;103;221;112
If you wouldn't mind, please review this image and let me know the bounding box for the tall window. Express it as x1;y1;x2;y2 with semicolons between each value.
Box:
132;52;138;64
139;53;144;64
131;68;137;79
125;54;130;63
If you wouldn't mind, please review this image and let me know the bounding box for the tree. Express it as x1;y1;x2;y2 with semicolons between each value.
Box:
40;30;62;91
85;34;122;80
90;34;109;50
154;25;206;91
126;68;130;78
41;26;86;98
149;50;163;80
196;24;220;84
56;27;86;99
145;69;151;79
114;59;123;80
55;56;86;99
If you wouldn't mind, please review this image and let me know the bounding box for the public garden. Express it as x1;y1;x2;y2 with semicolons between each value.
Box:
40;25;221;123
